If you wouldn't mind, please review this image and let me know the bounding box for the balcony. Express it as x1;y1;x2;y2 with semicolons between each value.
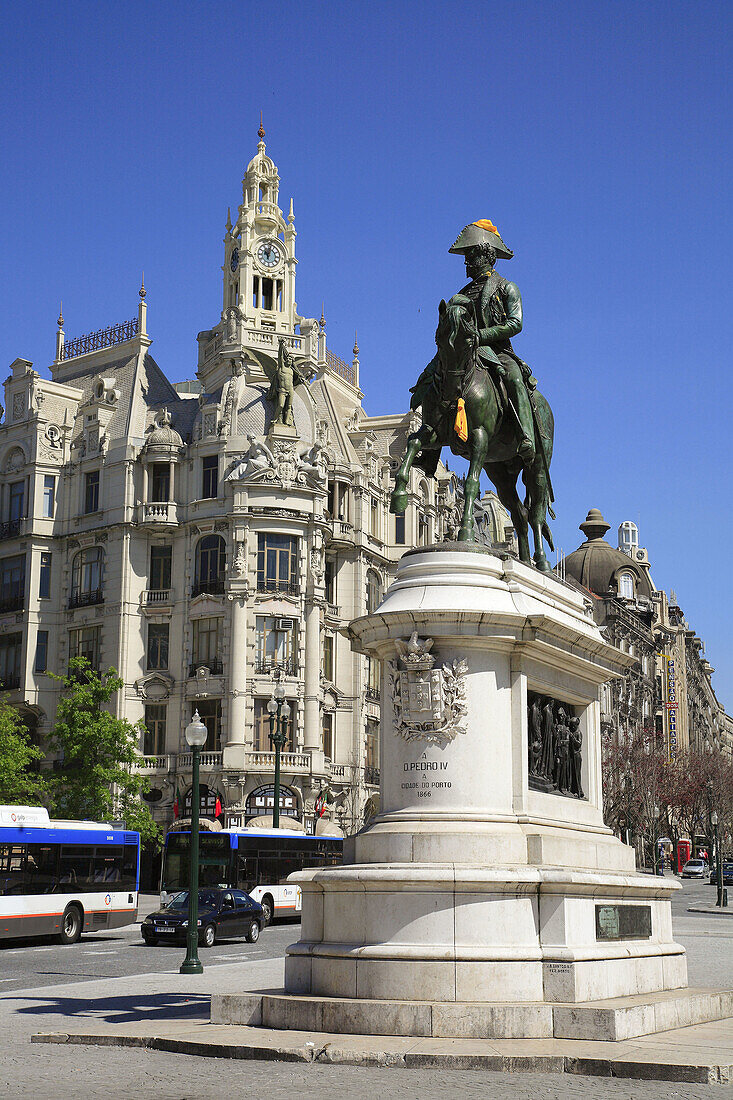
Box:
364;765;380;786
138;501;179;527
330;763;346;778
0;673;21;691
191;578;225;599
256;577;299;597
0;519;25;541
254;657;297;676
365;687;381;703
0;592;24;614
189;658;223;677
178;751;223;769
141;588;174;607
325;603;341;621
132;754;174;774
327;519;355;548
68;587;104;610
244;750;310;772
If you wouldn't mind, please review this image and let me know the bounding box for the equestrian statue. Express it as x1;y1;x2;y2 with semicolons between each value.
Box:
389;220;556;571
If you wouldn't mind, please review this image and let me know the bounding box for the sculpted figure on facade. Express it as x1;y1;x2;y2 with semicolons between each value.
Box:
227;434;276;481
266;338;312;427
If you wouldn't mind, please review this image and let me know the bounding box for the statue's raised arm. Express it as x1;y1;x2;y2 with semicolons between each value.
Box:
390;219;556;571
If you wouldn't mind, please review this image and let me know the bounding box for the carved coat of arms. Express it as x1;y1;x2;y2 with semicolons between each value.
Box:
389;632;468;746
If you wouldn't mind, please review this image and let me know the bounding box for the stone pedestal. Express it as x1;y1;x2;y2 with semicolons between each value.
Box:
283;547;688;1010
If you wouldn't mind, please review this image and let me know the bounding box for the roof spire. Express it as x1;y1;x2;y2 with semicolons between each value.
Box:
353;330;359;356
258;110;265;141
288;196;294;223
320;303;326;330
226;206;232;232
57;301;64;328
139;271;146;300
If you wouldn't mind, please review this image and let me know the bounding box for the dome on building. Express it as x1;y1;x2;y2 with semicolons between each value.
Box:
563;509;653;600
144;409;183;449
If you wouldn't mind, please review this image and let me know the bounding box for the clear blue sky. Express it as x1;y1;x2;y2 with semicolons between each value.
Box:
2;1;731;707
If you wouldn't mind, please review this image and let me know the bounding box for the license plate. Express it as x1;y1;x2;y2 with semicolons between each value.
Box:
155;926;175;933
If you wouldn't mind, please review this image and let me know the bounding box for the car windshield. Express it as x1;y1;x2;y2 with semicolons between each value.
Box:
686;861;703;867
166;890;221;910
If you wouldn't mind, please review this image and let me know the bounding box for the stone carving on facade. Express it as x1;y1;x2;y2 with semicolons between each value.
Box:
12;393;25;422
309;530;324;583
3;447;26;474
219;366;243;436
232;543;246;576
389;632;468;747
227;435;327;490
224;308;241;344
527;691;584;798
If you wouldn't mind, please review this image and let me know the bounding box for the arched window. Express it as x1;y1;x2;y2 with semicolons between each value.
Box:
193;535;226;597
70;547;104;607
618;572;634;600
366;569;382;614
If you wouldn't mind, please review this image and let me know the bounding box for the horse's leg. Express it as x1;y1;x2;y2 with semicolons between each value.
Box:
458;426;488;541
390;424;439;514
527;465;552;573
487;461;531;565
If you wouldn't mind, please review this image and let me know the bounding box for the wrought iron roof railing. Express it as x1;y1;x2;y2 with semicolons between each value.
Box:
326;349;356;387
61;317;139;361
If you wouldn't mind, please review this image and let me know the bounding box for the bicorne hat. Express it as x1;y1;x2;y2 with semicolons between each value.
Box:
449;220;513;259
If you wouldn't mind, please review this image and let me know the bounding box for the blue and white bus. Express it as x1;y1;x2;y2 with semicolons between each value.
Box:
161;827;342;924
0;805;140;943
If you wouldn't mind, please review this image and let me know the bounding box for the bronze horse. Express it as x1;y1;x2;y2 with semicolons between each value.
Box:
390;296;555;571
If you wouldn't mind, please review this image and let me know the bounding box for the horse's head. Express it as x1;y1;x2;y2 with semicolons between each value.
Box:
435;295;479;374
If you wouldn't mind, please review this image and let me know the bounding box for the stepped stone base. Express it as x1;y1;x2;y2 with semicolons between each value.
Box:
211;987;733;1042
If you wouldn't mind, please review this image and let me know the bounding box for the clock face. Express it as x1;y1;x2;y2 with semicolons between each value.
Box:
230;248;239;273
256;240;282;269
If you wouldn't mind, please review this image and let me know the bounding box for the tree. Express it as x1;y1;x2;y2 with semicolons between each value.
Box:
47;658;159;844
0;699;48;805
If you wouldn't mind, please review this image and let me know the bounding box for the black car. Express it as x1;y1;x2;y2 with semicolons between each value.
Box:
709;862;733;886
141;888;263;947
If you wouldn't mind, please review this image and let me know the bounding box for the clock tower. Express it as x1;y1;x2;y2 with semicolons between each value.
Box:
223;121;298;334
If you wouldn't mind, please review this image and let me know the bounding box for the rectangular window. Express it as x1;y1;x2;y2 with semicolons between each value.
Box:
322;633;334;682
367;655;381;700
253;698;294;753
276;280;283;311
34;630;49;673
0;554;25;611
366;717;379;770
255;616;297;674
0;633;22;689
257;533;298;594
147;623;169;671
39;552;52;599
191;617;222;674
252;275;260;309
261;277;273;310
324;558;336;605
418;512;429;546
322;712;334;760
149;545;172;591
42;475;56;518
394;513;406;545
370;497;379;539
9;481;24;523
193;699;222;753
84;470;100;514
144;704;167;755
150;463;170;502
202;455;218;499
68;625;101;671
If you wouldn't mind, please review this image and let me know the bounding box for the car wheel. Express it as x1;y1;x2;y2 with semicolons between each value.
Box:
260;896;273;926
142;933;158;945
246;919;260;944
59;905;82;945
200;924;216;948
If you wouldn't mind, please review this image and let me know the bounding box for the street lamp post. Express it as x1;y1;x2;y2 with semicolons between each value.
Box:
267;674;291;830
653;806;661;876
180;710;208;975
711;810;725;908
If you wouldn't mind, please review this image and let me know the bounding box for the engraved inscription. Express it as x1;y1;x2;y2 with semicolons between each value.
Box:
595;904;652;941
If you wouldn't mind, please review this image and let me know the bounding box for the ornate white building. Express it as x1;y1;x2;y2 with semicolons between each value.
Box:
1;132;513;845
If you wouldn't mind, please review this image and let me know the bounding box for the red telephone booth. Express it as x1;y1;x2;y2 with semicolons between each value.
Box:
677;838;691;872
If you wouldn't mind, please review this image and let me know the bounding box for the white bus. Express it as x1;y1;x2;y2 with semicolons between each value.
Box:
161;827;342;924
0;805;140;944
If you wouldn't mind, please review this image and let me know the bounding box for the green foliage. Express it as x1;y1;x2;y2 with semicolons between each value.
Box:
47;658;160;845
0;699;48;805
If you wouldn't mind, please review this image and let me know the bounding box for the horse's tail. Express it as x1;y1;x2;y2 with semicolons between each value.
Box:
543;519;555;552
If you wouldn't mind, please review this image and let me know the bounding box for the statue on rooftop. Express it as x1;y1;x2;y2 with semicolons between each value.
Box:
267;339;313;427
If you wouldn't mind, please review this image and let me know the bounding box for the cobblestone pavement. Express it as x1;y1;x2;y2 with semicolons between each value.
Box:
1;879;731;1098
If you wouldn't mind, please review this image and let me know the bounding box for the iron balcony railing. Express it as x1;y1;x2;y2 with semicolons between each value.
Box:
254;656;297;676
0;592;24;614
0;519;25;541
188;658;224;678
60;317;139;361
364;766;380;786
191;578;225;598
365;687;381;703
0;673;21;691
68;587;104;610
256;577;299;596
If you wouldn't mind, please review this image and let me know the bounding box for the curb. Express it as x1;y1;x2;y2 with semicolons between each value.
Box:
31;1032;733;1084
687;907;733;917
